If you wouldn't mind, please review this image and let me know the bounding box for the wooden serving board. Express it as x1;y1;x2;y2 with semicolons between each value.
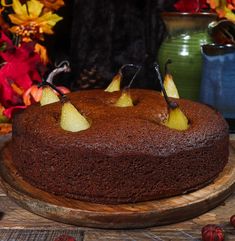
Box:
0;143;235;229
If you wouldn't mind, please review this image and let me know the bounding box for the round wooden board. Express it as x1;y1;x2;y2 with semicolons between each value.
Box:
0;143;235;229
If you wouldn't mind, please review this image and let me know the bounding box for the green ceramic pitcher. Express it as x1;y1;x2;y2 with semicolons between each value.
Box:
158;13;217;101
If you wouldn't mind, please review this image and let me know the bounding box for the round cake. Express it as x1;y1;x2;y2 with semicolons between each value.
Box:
12;89;229;204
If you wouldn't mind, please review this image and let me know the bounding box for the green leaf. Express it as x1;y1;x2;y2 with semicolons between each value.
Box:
0;42;7;52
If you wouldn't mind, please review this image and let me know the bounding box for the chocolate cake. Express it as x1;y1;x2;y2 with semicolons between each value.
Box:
12;89;229;204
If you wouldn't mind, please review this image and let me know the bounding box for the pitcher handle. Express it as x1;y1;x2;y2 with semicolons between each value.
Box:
208;19;235;44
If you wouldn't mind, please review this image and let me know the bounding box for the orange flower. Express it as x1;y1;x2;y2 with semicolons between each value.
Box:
39;0;64;11
208;0;235;22
34;43;49;64
207;0;219;9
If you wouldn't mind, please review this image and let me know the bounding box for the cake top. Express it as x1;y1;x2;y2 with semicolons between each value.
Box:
13;89;228;156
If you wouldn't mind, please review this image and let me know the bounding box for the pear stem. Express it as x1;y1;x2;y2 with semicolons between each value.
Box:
154;63;178;109
119;64;142;89
60;95;69;104
38;60;71;98
127;66;142;89
164;59;172;75
119;64;141;73
46;61;71;84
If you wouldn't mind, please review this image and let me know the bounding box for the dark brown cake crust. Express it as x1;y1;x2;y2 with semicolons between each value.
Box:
12;89;229;204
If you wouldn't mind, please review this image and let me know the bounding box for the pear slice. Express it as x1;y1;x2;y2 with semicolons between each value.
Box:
60;102;90;132
114;90;134;107
40;87;60;106
105;73;121;92
162;73;179;98
163;107;189;131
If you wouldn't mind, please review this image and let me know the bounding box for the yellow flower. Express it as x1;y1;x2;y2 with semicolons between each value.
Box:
39;0;64;11
8;0;62;40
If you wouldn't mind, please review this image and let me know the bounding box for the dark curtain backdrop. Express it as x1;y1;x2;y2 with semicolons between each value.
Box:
47;0;177;90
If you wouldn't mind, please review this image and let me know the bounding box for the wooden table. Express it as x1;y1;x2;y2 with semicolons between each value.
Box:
0;135;235;241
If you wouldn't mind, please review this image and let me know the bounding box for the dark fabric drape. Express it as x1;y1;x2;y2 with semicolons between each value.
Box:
48;0;178;89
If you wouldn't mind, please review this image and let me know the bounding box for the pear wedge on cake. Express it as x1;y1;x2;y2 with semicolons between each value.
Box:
154;63;189;131
163;105;189;131
40;85;90;132
114;89;134;107
162;59;179;99
40;87;60;106
60;100;90;132
163;73;180;99
105;73;121;92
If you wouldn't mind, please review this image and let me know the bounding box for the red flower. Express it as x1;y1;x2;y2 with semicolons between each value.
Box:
174;0;209;13
0;32;44;118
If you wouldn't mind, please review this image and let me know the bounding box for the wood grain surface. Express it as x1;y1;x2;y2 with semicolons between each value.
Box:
0;135;235;240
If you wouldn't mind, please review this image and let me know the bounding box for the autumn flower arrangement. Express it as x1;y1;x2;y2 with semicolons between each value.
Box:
0;0;66;124
174;0;235;22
